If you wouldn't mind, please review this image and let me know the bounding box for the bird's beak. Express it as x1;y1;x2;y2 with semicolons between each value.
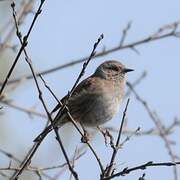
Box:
123;68;134;73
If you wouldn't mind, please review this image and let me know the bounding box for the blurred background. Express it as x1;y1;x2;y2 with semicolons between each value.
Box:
0;0;180;179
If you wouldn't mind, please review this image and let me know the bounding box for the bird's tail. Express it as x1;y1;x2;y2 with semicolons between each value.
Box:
34;108;67;142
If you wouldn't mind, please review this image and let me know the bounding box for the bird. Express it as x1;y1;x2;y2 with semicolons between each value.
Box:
34;60;133;142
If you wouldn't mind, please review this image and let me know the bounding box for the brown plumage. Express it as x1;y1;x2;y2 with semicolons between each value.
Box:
34;60;133;142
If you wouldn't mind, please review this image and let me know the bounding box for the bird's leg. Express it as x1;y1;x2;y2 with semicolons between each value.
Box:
97;126;114;146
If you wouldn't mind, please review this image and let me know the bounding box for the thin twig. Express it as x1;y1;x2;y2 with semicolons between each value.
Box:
103;99;130;178
0;148;21;163
1;100;46;118
125;71;147;98
103;161;180;180
0;0;44;96
35;34;105;174
0;0;34;50
119;21;132;47
127;82;179;180
1;21;180;86
0;148;54;179
9;6;104;178
9;2;79;180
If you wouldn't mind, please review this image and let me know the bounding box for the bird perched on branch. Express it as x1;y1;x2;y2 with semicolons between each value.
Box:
34;60;133;142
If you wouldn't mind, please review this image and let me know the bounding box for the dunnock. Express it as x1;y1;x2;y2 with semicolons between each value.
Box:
34;60;133;141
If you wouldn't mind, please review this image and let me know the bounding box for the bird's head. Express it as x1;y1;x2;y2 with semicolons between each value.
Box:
94;60;134;80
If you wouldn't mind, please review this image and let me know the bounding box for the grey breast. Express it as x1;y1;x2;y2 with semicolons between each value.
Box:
68;91;118;127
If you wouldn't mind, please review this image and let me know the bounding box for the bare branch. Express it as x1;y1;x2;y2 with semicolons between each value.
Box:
35;34;105;174
1;99;46;118
0;0;44;96
103;161;180;180
1;20;180;86
103;99;130;178
127;82;179;180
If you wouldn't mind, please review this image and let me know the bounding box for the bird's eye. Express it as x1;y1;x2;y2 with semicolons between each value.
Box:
108;65;119;71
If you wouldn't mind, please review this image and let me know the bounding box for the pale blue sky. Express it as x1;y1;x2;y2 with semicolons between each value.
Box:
0;0;180;179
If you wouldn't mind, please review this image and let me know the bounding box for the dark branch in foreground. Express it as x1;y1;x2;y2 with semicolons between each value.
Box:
0;0;45;96
102;161;180;180
9;1;79;179
35;34;105;174
9;5;104;178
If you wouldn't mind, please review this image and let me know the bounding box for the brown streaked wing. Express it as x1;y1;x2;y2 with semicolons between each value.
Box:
51;76;104;113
